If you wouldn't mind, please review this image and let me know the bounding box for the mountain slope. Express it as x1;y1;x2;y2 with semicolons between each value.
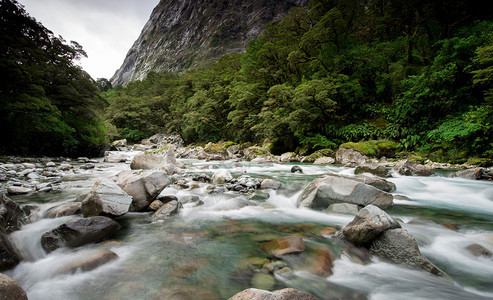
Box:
110;0;308;86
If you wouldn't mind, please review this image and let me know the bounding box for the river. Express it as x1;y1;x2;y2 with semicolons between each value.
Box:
4;156;493;299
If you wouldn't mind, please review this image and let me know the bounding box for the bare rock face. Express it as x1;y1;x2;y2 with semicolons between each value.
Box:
111;0;308;86
229;288;317;300
297;176;394;210
0;273;28;300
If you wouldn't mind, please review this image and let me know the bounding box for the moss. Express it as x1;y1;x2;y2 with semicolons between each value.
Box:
145;145;170;154
340;140;399;158
318;149;335;157
304;152;322;161
221;141;235;149
466;157;492;167
204;142;224;153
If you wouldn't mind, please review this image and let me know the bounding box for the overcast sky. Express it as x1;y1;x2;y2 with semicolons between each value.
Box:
18;0;160;80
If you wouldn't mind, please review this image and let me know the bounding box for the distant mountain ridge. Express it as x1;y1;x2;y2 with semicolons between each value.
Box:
110;0;308;86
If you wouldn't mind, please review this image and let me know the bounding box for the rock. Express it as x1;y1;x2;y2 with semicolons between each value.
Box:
355;165;392;178
345;174;396;193
145;133;184;148
455;168;484;180
325;203;360;215
152;200;181;220
192;173;211;183
229;288;317;300
0;232;21;271
157;194;179;203
395;160;433;176
43;203;81;218
310;247;335;277
0;194;26;233
314;157;335;165
104;153;129;163
152;285;218;300
0;273;27;300
261;235;306;257
80;163;95;169
319;227;338;236
40;216;120;253
59;163;72;170
6;186;32;195
342;205;401;246
56;248;118;274
149;200;164;211
81;178;133;217
117;170;171;211
251;273;275;290
336;147;369;166
291;166;303;173
262;260;287;273
280;152;300;162
21;163;35;169
211;169;233;184
260;179;281;190
369;228;444;276
297;176;394;210
465;243;492;258
130;148;177;170
110;139;127;150
77;157;89;163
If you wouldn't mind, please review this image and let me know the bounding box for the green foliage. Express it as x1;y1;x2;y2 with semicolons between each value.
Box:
0;0;109;156
102;1;492;160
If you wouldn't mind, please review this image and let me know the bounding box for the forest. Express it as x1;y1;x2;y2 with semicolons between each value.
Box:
104;0;492;162
1;0;492;162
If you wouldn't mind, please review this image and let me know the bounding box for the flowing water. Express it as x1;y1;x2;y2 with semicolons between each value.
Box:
5;156;493;300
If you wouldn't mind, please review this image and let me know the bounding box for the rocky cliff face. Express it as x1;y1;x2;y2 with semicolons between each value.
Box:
111;0;308;86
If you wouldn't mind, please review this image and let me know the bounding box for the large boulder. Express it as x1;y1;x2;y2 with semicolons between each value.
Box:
0;273;28;300
81;178;133;217
328;173;396;193
40;216;120;253
130;148;177;170
0;194;26;234
117;170;170;211
336;147;369;166
342;205;401;246
369;228;444;276
297;176;394;210
260;179;281;190
229;288;317;300
455;168;484;180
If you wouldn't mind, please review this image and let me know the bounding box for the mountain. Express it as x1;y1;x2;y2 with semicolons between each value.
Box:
110;0;308;86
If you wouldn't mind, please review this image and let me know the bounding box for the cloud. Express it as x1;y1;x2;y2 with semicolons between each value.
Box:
18;0;160;79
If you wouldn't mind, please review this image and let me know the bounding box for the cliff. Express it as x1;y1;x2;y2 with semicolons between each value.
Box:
110;0;308;86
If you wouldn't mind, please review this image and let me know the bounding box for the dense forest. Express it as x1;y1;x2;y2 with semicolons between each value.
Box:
1;0;492;162
0;0;110;156
105;0;492;162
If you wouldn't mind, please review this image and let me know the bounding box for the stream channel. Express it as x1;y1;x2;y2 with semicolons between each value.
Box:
4;154;493;299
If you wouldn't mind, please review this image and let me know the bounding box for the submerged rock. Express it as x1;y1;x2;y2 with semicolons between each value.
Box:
342;205;401;246
229;288;317;300
81;178;132;217
56;248;118;274
369;228;444;276
465;243;492;258
43;203;81;218
117;170;170;211
260;235;306;257
297;176;393;210
325;203;360;215
41;216;120;253
0;273;27;300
